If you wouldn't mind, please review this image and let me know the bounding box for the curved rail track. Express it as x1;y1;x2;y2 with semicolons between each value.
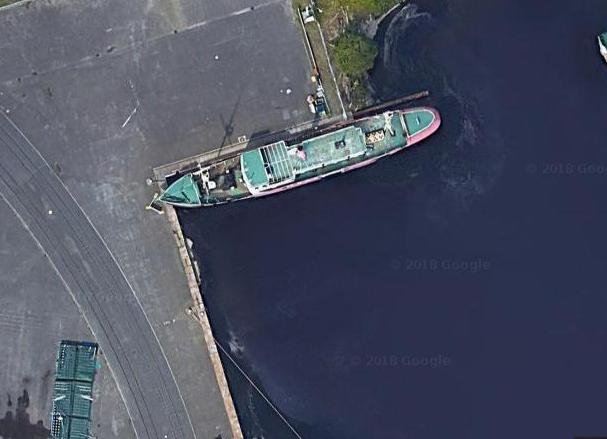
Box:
0;113;196;439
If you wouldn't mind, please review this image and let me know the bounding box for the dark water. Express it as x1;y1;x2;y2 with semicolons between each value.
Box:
179;1;607;438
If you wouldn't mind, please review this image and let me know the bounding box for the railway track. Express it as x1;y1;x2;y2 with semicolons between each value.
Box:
0;113;196;439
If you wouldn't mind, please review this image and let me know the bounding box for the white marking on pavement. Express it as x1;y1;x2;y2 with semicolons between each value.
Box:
121;107;138;128
180;0;283;34
1;0;285;87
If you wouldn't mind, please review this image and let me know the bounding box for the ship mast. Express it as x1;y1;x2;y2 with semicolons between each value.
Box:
383;111;395;136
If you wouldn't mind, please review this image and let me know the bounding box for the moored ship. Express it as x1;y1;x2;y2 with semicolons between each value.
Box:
599;32;607;63
154;107;441;208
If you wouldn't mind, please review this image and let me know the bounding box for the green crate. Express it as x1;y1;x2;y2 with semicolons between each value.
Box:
49;341;98;439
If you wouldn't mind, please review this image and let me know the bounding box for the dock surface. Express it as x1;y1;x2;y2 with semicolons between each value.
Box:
0;0;314;436
0;112;196;439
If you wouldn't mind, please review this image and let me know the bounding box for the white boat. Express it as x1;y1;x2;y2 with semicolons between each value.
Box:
598;32;607;63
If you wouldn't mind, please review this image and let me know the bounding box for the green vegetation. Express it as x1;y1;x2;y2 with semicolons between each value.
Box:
293;0;343;115
332;31;378;79
317;0;400;109
0;0;18;7
318;0;400;21
293;0;401;109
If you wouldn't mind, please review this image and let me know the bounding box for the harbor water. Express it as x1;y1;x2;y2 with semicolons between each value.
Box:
179;0;607;437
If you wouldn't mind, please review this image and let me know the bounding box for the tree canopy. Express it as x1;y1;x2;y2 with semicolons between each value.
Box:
332;31;379;79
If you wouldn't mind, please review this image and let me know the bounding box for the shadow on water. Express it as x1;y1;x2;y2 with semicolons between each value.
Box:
0;390;49;439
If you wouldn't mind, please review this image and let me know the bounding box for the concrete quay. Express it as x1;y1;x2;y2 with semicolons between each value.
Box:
0;0;316;436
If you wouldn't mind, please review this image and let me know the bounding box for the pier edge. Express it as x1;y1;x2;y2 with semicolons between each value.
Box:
165;205;244;439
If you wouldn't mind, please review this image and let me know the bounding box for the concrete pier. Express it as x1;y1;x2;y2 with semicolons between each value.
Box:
165;205;243;439
0;0;317;436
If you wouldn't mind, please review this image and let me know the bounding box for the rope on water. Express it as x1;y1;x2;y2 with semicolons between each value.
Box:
214;337;304;439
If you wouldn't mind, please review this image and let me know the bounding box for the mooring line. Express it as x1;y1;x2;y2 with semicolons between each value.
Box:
213;338;304;439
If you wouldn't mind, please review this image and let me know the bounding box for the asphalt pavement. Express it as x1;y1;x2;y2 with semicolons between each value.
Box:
0;0;313;436
0;112;195;438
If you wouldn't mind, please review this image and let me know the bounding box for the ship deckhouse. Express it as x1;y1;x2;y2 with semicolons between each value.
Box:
240;125;372;194
240;141;296;193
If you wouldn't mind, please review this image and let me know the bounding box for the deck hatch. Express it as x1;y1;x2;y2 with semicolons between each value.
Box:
242;141;295;191
260;141;295;184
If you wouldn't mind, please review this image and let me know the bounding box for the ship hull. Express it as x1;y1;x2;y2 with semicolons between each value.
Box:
253;107;441;199
159;106;441;208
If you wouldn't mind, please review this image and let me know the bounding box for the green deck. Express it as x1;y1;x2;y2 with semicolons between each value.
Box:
50;341;98;439
158;174;201;206
292;112;409;177
292;125;367;173
403;109;435;135
241;148;269;188
357;113;408;149
242;112;410;191
241;140;297;189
